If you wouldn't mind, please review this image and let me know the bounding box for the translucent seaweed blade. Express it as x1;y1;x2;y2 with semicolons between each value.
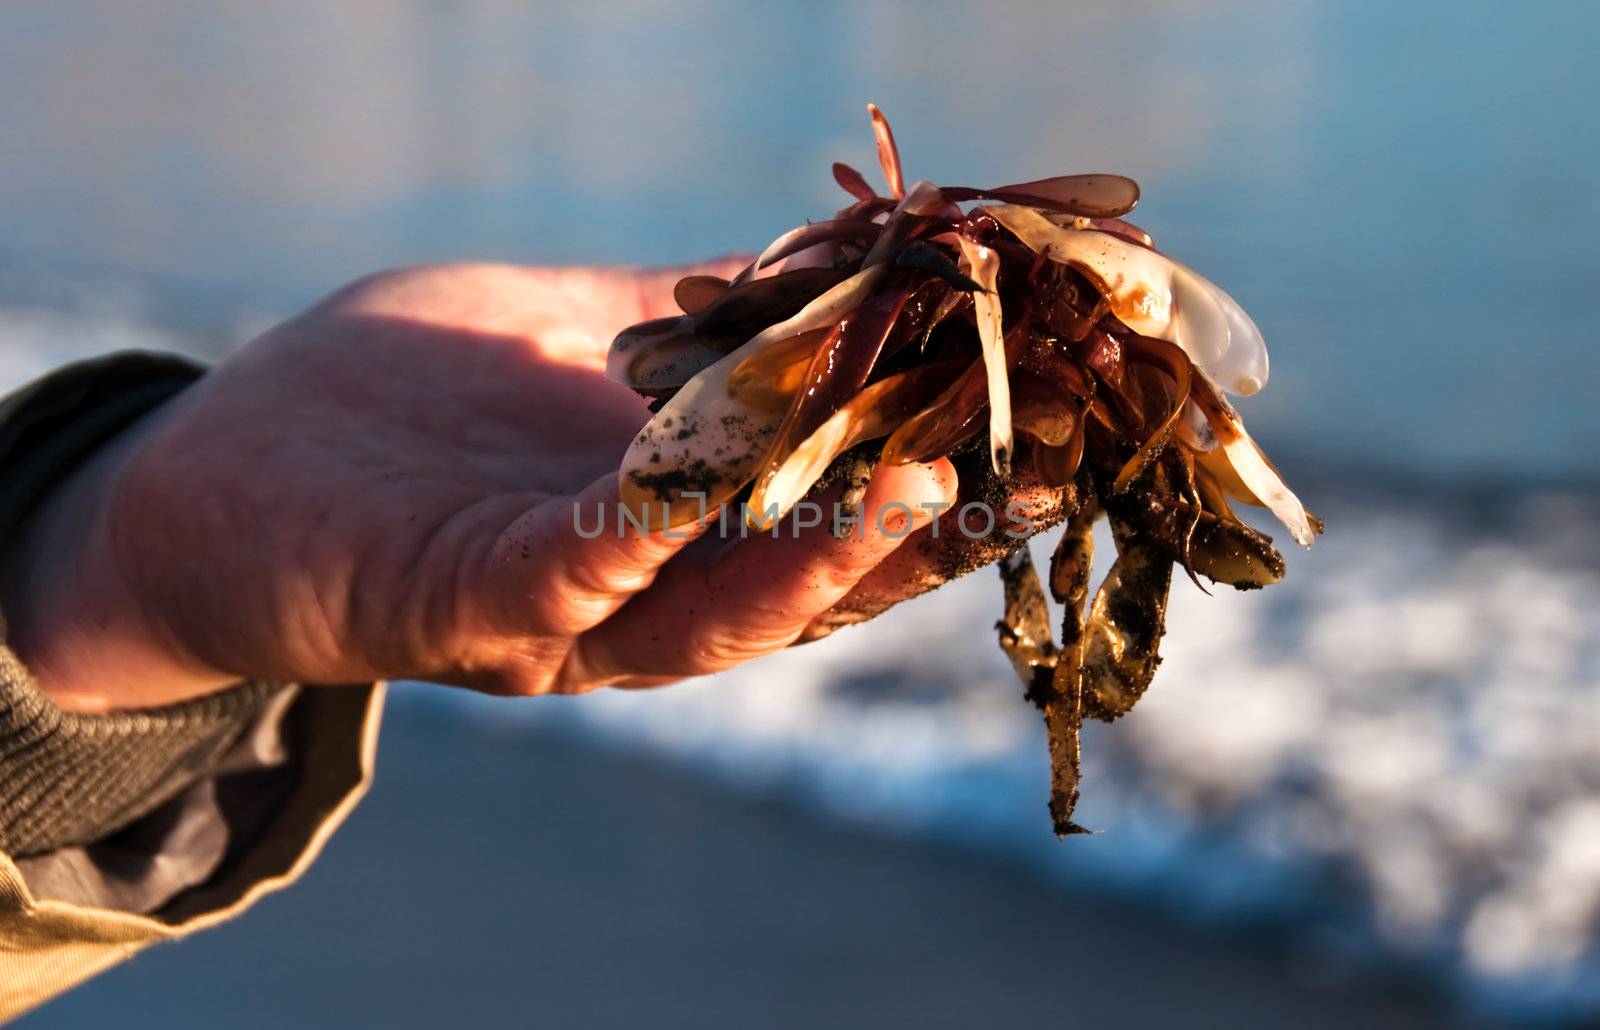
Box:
1187;268;1270;396
986;204;1251;387
607;315;727;394
745;288;912;521
1081;519;1173;719
1216;430;1313;547
728;327;830;410
879;360;987;466
697;267;851;335
1086;216;1153;248
866;103;906;199
752;220;880;274
674;275;728;315
732;219;858;286
832;161;877;202
956;236;1012;478
739;262;887;355
618;265;888;528
618;347;785;530
945;174;1141;218
751;363;954;522
1112;336;1193;494
1190;372;1313;547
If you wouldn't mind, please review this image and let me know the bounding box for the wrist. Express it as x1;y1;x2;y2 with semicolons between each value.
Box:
3;406;235;712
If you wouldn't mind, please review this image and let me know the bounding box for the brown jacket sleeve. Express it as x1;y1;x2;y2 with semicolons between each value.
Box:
0;353;384;1023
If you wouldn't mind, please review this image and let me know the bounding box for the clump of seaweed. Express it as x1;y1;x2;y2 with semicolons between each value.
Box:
608;104;1320;834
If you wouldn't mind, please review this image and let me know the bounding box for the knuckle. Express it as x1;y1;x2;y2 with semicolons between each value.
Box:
471;666;552;698
550;638;612;695
563;542;649;600
685;619;796;671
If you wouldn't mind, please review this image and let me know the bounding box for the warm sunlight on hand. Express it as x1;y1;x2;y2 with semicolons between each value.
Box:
2;262;1008;711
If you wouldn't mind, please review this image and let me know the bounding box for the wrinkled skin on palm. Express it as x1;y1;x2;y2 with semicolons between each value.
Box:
608;104;1322;835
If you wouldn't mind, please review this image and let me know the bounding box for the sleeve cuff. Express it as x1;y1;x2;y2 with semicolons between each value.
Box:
0;351;384;1021
0;351;277;859
0;656;279;858
0;350;384;889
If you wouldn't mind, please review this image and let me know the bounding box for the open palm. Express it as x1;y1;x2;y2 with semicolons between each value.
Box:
15;261;1049;711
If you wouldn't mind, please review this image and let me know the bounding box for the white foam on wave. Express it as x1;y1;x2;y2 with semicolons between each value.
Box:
526;494;1600;1021
0;302;200;382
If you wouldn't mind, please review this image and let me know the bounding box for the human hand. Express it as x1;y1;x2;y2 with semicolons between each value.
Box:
4;262;1061;713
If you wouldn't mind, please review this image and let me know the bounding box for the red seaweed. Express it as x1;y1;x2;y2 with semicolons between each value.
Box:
832;161;878;202
607;102;1318;836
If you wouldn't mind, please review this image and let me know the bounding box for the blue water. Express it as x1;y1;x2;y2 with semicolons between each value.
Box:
4;1;1600;1023
2;1;1597;482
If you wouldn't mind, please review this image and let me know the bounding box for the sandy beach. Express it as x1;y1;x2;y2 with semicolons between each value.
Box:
23;700;1445;1029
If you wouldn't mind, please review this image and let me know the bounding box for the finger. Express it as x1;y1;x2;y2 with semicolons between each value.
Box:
799;456;1071;643
476;472;712;639
564;459;958;687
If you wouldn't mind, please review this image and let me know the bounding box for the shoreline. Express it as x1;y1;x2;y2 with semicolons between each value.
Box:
29;704;1446;1028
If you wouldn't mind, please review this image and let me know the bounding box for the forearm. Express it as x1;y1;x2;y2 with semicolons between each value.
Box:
3;400;236;713
0;352;279;854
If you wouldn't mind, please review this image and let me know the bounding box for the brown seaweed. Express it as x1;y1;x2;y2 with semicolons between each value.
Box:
608;103;1320;833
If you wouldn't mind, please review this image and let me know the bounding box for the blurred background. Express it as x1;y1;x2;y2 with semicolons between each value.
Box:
5;1;1598;1025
